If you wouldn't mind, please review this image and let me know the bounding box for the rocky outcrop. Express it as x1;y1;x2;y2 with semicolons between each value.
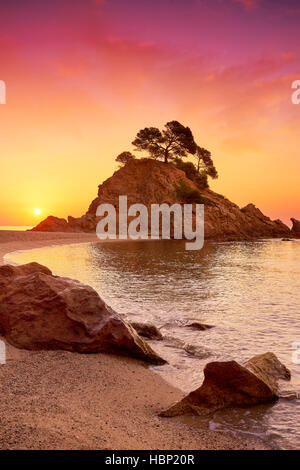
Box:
31;216;71;232
160;352;291;416
291;218;300;238
130;322;163;340
31;158;292;240
67;215;97;233
240;204;291;238
0;263;166;365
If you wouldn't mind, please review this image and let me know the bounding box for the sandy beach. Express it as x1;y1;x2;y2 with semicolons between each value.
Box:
0;230;99;265
0;230;268;450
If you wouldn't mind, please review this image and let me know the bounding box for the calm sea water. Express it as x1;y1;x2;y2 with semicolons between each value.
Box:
0;226;32;231
5;239;300;449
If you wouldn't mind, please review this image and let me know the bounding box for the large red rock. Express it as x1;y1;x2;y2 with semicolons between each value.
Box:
160;352;291;416
0;263;166;364
87;160;291;240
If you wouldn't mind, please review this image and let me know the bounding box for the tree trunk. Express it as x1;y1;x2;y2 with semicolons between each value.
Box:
164;149;168;163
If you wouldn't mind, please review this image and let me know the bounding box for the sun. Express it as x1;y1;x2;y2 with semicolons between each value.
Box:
34;208;41;215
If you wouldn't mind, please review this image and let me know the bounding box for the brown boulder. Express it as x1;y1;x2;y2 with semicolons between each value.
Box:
0;263;166;365
291;218;300;237
160;352;290;416
244;352;290;394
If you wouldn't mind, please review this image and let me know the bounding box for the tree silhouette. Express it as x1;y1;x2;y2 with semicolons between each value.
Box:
132;121;197;163
194;146;218;179
115;151;135;167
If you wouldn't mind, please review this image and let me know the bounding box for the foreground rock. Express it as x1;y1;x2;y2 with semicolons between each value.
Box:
130;322;163;340
32;159;292;240
160;352;290;416
0;263;166;365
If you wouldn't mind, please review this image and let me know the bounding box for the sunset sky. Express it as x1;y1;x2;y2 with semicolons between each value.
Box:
0;0;299;226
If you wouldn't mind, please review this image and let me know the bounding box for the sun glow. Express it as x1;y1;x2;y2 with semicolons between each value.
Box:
34;208;41;215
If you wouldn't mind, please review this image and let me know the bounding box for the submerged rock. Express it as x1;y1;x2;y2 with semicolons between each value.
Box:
0;263;166;365
163;336;186;349
160;352;291;417
185;322;214;331
130;322;163;340
183;344;211;358
163;335;211;358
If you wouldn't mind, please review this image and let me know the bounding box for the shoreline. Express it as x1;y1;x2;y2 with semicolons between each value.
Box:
0;230;100;267
0;230;269;450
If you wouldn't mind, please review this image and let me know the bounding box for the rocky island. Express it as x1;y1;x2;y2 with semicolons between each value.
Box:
31;158;299;240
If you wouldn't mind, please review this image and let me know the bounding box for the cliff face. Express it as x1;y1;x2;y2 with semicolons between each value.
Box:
32;158;295;240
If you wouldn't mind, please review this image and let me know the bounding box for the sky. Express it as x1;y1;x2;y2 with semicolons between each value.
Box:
0;0;299;226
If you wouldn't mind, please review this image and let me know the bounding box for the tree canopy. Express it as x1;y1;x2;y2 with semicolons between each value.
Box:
132;121;197;163
115;120;218;189
194;146;218;179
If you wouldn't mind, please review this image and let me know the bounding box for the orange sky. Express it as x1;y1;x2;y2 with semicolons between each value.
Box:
0;0;299;226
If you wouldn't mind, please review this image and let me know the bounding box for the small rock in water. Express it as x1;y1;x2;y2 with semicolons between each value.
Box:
160;319;186;330
163;336;185;349
130;322;163;340
160;352;291;417
279;391;299;400
185;322;214;331
183;344;211;359
163;336;211;359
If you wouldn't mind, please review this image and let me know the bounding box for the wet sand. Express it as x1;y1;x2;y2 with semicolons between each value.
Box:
0;230;268;449
0;230;99;264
